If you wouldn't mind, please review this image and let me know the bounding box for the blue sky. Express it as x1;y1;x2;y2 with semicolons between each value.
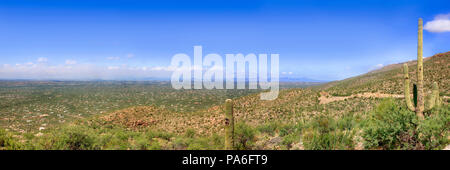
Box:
0;0;449;80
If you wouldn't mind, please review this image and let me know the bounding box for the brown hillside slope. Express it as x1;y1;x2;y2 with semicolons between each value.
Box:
99;52;449;135
320;52;449;96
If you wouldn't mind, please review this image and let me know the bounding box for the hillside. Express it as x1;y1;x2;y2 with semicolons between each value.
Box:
320;52;449;96
118;51;449;136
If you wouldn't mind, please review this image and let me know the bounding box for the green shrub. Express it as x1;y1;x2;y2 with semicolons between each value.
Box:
362;99;449;150
0;129;22;150
50;126;98;150
363;99;418;149
302;115;354;150
186;142;204;150
279;124;298;137
186;135;223;150
184;129;196;138
234;122;257;150
281;133;300;149
145;130;173;141
148;140;162;150
257;122;280;135
417;106;450;149
336;114;357;131
133;135;151;150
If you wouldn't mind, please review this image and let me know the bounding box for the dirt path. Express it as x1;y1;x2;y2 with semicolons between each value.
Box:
319;92;449;105
319;92;403;104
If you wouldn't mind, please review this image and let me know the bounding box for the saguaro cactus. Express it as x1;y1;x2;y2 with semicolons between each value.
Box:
403;18;441;119
416;18;425;118
224;99;234;150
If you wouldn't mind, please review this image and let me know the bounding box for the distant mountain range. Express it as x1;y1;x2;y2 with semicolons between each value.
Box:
0;76;328;83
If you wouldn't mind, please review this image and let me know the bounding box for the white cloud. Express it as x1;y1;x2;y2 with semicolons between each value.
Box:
126;53;134;58
65;60;77;65
37;57;48;62
424;13;450;33
0;61;175;80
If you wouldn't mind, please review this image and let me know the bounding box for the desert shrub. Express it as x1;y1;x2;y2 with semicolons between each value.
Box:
148;139;162;150
234;122;257;150
278;123;303;149
281;133;301;149
279;123;300;137
186;142;204;150
171;132;223;150
362;98;449;150
93;128;139;150
302;115;354;150
173;137;188;149
417;106;450;149
132;135;151;150
97;132;127;149
336;114;358;131
362;99;418;149
302;129;354;150
185;134;223;150
0;129;10;147
210;133;224;149
0;129;22;150
185;137;215;150
184;129;196;138
48;126;98;150
257;122;280;135
145;130;173;141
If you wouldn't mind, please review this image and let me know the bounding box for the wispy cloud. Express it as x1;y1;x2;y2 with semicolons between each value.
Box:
0;61;175;80
424;13;450;33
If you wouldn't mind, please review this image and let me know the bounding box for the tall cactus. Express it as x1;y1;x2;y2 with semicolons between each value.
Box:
224;99;234;150
416;18;425;118
403;18;441;119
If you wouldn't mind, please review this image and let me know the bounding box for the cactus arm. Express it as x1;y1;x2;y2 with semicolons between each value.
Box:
435;88;441;108
426;82;440;110
403;64;415;111
224;99;234;150
416;18;425;119
434;83;441;107
436;97;442;108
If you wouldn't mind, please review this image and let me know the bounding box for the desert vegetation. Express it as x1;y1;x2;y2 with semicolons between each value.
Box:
1;52;448;150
